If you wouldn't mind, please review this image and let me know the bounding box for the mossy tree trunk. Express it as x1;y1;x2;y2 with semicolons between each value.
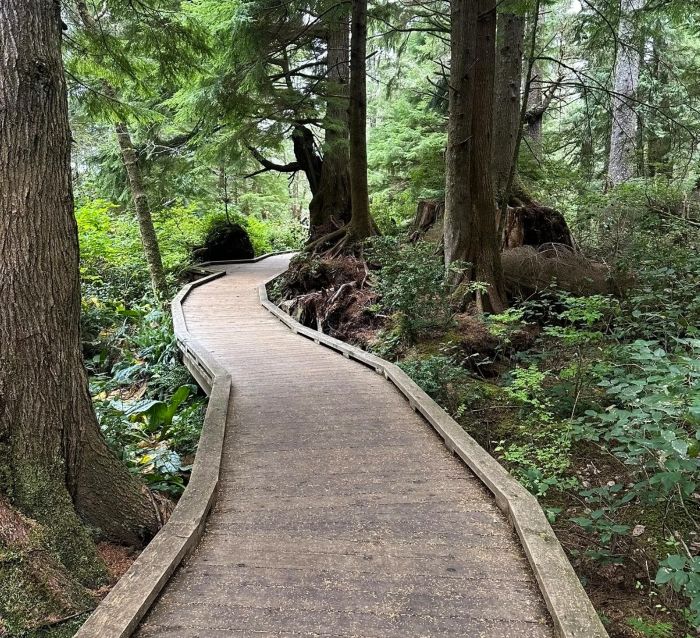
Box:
0;0;161;569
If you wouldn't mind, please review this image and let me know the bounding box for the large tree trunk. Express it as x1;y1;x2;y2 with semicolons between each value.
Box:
493;6;525;208
0;0;161;570
309;11;352;238
444;0;477;270
467;0;506;312
347;0;374;240
445;0;505;312
114;123;169;299
607;0;644;187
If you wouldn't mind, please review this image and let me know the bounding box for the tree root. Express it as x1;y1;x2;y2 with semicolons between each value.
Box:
0;496;97;635
305;223;379;257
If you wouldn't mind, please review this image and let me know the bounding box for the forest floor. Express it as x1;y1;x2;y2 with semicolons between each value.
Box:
270;250;699;638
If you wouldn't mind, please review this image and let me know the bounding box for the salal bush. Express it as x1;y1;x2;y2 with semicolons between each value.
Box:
369;238;457;344
573;339;700;624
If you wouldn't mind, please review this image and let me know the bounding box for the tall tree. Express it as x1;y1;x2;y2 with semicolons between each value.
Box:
607;0;644;186
75;1;168;299
191;0;354;239
312;7;352;236
444;0;506;312
347;0;373;240
444;0;477;272
0;0;161;564
492;4;525;207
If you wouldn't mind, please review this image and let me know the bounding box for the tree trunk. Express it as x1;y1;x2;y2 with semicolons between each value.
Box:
347;0;374;240
445;0;506;312
114;122;169;299
524;4;546;157
493;6;525;207
309;11;352;238
468;0;506;312
646;35;673;179
444;0;477;270
607;0;644;187
0;0;161;568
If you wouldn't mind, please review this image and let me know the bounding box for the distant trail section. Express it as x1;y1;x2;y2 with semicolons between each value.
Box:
135;254;554;637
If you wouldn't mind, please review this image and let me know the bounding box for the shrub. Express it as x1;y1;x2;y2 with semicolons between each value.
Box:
369;237;456;343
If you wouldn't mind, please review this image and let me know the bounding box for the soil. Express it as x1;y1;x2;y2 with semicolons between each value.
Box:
95;542;139;586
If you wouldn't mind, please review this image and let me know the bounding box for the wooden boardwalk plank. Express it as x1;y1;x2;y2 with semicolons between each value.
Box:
136;255;554;637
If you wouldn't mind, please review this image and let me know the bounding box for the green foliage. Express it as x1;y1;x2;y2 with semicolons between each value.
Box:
574;339;700;507
655;555;700;626
626;617;675;638
568;339;700;618
496;365;577;497
398;355;471;414
368;238;458;344
86;299;205;496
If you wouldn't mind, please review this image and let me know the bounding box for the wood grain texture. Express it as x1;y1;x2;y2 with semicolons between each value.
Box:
136;255;555;637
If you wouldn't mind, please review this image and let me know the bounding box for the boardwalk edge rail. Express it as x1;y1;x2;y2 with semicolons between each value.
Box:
258;265;609;638
75;270;231;638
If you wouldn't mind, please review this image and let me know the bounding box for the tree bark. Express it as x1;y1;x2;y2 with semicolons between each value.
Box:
646;35;673;179
493;7;525;208
309;10;352;238
524;4;546;157
607;0;644;187
445;0;506;312
0;0;161;562
444;0;477;270
114;122;168;299
347;0;374;240
468;0;506;312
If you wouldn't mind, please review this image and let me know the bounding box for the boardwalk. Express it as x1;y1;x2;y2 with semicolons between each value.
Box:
136;255;554;637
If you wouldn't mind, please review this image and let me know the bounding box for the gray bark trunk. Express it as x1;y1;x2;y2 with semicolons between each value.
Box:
114;122;168;299
607;0;644;186
493;8;525;207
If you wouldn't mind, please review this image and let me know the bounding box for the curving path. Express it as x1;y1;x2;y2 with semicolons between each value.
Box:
136;255;554;637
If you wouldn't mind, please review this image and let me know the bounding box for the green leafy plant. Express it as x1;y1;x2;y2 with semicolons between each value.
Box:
369;238;459;344
655;555;700;626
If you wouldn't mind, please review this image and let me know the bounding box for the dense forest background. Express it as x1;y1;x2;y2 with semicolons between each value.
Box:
1;0;700;636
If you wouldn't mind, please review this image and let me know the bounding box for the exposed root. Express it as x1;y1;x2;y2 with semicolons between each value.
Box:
272;254;383;345
0;496;96;635
306;221;380;257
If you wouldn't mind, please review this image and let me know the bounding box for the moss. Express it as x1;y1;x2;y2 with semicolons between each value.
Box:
0;539;94;636
20;613;92;638
12;463;107;587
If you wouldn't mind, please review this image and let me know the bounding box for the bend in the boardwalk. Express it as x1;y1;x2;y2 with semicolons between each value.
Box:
136;255;554;637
